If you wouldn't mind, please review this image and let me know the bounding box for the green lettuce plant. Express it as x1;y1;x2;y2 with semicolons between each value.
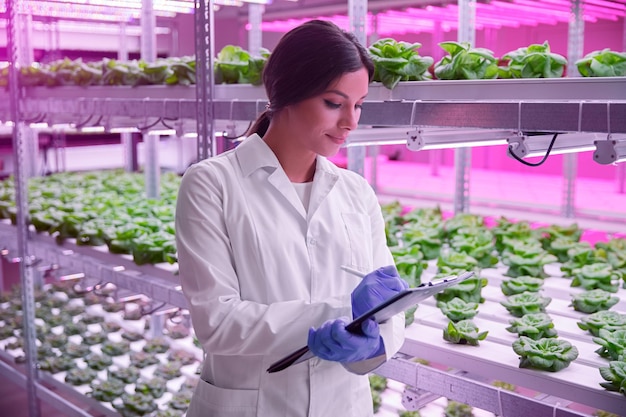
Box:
570;289;620;313
576;49;626;77
599;360;626;396
444;401;475;417
506;313;558;340
443;319;488;346
578;310;626;336
214;45;270;85
391;245;428;288
499;41;567;78
501;292;552;317
437;297;480;322
571;263;622;293
434;41;498;80
593;329;626;360
402;225;443;260
500;276;544;296
449;230;499;269
501;240;558;278
368;38;434;89
437;250;479;272
443;213;485;237
512;336;579;372
434;267;488;304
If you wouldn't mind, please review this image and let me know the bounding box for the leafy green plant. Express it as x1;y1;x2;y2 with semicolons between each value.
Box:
593;329;626;360
570;289;620;313
113;392;158;416
501;292;552;317
214;45;270;85
599;360;626;396
506;313;557;340
560;245;604;277
135;376;168;399
449;229;499;269
437;297;480;322
512;336;579;372
576;49;626;77
434;41;498;80
368;38;434;89
369;374;388;392
501;241;558;278
443;213;485;237
578;310;626;336
391;245;428;288
89;378;127;402
571;263;622;293
399;411;421;417
434;267;488;304
499;41;567;78
402;225;443;260
437;250;479;272
444;400;475;417
443;319;488;346
500;276;544;296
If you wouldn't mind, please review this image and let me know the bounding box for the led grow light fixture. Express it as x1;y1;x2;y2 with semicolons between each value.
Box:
507;132;602;159
593;136;626;165
344;127;514;150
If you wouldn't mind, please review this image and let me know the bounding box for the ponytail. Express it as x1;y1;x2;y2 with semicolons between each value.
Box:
246;110;271;138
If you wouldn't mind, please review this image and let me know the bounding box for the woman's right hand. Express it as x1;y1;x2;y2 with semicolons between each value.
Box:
351;265;409;318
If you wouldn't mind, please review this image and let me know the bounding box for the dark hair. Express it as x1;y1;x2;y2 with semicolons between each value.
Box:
247;19;374;137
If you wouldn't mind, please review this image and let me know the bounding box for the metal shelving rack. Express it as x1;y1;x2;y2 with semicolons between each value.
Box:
2;0;626;416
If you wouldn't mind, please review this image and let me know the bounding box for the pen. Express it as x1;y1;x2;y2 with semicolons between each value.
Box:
340;265;366;278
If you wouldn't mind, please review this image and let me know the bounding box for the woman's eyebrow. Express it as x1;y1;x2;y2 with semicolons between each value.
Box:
325;89;368;100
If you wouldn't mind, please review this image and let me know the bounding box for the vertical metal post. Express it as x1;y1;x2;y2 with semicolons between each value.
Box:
454;0;476;214
617;163;626;194
561;0;585;218
347;0;368;177
118;22;136;174
195;0;216;162
562;154;577;218
248;3;264;56
16;13;37;178
8;1;41;416
141;0;160;199
141;0;157;62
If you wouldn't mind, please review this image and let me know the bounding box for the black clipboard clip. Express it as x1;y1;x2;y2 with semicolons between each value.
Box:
267;270;475;373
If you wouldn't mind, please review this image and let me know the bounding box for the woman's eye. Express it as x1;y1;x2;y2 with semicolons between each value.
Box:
324;100;341;109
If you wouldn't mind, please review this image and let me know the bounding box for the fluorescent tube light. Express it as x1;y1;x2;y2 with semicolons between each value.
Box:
407;128;513;151
593;136;626;165
507;132;602;159
344;127;513;150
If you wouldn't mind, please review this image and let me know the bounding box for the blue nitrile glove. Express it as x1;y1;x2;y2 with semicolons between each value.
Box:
307;317;383;363
351;265;409;319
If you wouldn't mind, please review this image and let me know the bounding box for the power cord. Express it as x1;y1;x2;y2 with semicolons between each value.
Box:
508;132;559;167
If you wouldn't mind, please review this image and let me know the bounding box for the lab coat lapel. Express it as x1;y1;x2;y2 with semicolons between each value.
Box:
235;134;307;220
307;156;339;220
267;170;308;220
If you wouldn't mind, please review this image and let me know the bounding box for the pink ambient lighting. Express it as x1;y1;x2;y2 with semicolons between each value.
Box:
257;0;625;36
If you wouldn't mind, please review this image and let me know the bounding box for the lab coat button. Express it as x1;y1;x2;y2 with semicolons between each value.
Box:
309;238;317;246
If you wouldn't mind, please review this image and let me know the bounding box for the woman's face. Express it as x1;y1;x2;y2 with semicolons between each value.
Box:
282;67;369;157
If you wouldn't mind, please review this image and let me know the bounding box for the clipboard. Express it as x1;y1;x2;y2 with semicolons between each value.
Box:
266;270;475;373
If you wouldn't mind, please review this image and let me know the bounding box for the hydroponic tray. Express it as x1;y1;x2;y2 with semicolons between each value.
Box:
396;262;626;416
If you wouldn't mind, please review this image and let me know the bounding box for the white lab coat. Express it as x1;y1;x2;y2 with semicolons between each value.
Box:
175;134;405;417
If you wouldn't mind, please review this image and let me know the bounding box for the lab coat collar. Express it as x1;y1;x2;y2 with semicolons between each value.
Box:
236;134;281;178
235;134;340;221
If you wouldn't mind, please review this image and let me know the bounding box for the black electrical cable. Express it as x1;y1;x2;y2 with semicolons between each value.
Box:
508;132;559;167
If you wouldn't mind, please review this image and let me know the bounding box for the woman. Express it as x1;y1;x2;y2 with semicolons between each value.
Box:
175;20;407;417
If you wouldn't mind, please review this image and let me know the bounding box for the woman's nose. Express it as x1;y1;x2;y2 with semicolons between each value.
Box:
340;108;359;131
